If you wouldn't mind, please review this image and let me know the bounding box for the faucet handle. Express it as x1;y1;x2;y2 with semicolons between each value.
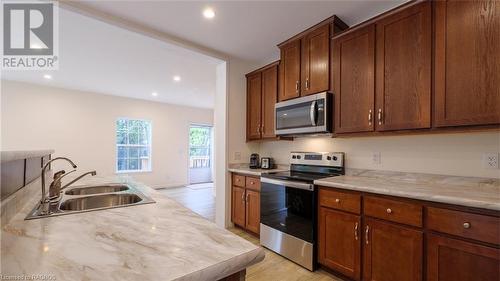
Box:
53;170;66;179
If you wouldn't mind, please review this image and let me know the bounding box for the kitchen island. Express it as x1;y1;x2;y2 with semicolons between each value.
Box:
1;176;264;281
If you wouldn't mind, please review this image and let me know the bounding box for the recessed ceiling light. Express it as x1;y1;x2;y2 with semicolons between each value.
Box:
173;75;181;82
43;74;52;80
151;92;158;97
203;8;215;19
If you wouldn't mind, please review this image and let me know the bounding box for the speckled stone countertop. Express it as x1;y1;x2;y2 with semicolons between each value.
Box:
1;149;54;163
315;169;500;211
1;176;264;281
227;163;288;176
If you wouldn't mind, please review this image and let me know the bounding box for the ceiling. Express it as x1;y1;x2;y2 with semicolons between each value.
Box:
2;6;221;109
74;0;408;63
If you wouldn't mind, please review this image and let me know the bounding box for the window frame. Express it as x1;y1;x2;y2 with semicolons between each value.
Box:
115;117;153;174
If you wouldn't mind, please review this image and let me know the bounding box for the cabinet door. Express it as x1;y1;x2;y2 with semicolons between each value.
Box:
279;40;301;101
246;72;262;140
318;207;361;281
231;186;246;227
427;234;500;281
364;218;423;281
375;2;431;131
302;23;330;96
261;65;278;138
333;25;375;133
434;0;500;127
245;189;260;234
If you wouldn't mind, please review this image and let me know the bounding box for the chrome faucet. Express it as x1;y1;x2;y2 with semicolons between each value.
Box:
49;170;97;202
41;157;77;214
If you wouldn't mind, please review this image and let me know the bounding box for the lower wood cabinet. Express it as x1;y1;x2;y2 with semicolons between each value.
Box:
318;186;499;281
231;173;261;235
427;234;500;281
318;207;361;281
363;218;423;281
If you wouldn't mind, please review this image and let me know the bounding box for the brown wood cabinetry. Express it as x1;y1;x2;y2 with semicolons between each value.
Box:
318;186;500;281
231;173;261;235
333;25;375;133
363;218;423;281
427;234;500;281
334;2;432;134
434;0;500;127
246;62;279;141
301;23;330;96
318;207;361;281
278;17;348;102
375;2;431;131
279;40;301;101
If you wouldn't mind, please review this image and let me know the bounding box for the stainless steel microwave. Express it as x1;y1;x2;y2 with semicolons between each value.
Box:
275;92;332;136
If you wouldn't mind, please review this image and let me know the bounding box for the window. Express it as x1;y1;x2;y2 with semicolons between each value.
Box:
116;118;151;173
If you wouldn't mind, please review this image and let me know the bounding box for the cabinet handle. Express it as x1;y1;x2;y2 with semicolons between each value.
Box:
463;222;471;229
386;208;393;214
246;193;249;202
241;192;245;202
368;109;372;125
354;222;359;241
295;81;299;93
365;225;370;245
306;78;310;90
378;108;383;125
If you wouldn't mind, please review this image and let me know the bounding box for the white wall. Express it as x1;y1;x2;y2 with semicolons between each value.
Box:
258;132;500;179
1;80;214;188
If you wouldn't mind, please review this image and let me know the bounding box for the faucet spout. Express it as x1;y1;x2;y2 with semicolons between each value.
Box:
61;170;97;190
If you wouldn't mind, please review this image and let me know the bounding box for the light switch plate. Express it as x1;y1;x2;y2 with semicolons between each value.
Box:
234;152;241;161
372;152;381;165
483;153;499;169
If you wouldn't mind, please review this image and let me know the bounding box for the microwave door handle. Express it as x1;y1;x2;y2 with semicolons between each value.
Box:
310;101;317;126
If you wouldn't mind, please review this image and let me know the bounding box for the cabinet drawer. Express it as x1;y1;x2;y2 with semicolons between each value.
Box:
319;187;361;214
232;174;246;187
245;177;261;191
364;196;422;227
427;207;500;245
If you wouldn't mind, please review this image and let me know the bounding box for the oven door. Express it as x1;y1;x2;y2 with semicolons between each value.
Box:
275;92;329;135
260;177;316;243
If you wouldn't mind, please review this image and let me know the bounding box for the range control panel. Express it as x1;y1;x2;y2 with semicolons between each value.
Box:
290;152;344;167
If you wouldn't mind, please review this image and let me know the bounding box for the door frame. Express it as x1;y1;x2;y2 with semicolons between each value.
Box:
187;123;214;185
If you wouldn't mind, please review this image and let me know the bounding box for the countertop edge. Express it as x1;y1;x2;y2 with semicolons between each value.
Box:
314;180;500;212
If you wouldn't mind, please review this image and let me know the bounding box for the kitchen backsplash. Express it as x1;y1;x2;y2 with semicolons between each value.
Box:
257;132;500;179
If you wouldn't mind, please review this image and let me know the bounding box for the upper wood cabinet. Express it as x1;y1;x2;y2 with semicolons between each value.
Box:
301;23;330;96
279;40;301;101
246;62;279;141
279;17;348;102
434;0;500;127
333;25;376;133
375;2;431;131
246;72;262;140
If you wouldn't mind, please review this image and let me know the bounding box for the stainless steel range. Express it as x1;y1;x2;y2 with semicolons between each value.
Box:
259;152;344;271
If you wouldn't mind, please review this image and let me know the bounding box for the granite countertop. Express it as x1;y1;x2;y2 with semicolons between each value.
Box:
315;169;500;211
227;163;289;176
1;176;264;281
1;149;55;163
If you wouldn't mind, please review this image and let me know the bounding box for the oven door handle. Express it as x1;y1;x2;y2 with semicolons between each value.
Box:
261;177;314;191
310;100;317;126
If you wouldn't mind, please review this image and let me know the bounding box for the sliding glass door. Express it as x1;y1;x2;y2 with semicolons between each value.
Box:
188;125;212;184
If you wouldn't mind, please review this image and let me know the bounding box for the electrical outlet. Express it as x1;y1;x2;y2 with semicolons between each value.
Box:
483;153;499;169
372;152;381;165
234;152;241;161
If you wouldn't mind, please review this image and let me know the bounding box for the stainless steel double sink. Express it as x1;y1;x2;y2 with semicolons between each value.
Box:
26;183;155;220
